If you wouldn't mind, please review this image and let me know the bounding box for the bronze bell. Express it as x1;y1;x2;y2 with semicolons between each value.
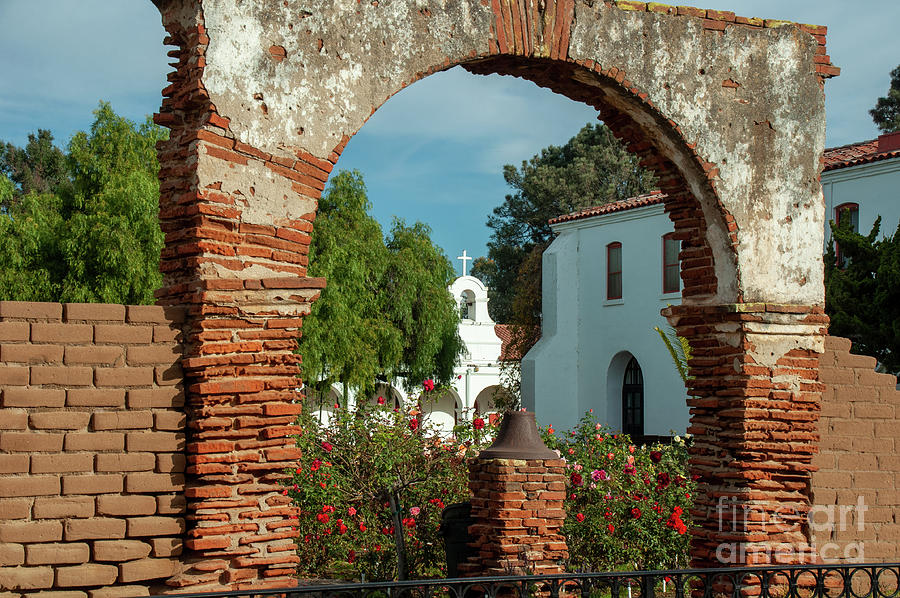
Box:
477;410;558;460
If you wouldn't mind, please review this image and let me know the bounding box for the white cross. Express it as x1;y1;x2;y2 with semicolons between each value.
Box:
457;250;472;277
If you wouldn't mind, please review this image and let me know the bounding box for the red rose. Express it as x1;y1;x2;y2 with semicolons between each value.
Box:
377;395;385;405
575;512;585;523
321;441;333;453
310;459;321;472
316;513;330;524
423;379;435;392
409;418;419;431
657;472;670;488
473;417;485;430
570;472;583;487
607;523;615;533
650;451;662;463
631;507;642;519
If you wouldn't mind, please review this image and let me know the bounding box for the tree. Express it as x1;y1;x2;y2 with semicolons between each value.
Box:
0;102;166;304
299;171;462;405
825;214;900;376
384;219;464;386
476;123;656;324
870;65;900;133
0;129;71;211
300;171;402;406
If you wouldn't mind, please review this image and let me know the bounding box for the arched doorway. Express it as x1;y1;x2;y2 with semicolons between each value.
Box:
621;357;644;438
155;0;834;585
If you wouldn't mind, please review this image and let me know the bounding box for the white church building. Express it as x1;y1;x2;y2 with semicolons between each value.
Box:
310;252;511;433
520;191;687;439
522;131;900;438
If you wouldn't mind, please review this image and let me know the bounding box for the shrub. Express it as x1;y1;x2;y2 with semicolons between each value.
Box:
290;402;692;580
288;383;497;581
541;412;695;572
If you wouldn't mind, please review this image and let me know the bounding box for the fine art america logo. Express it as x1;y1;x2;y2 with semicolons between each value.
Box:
715;496;867;564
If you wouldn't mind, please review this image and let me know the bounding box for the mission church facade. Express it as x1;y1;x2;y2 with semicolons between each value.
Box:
523;131;900;438
310;253;511;433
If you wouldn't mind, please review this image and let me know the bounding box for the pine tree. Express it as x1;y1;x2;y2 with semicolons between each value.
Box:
825;214;900;376
870;65;900;133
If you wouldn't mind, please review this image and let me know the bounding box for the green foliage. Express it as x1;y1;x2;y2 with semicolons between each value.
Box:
476;123;657;323
384;219;465;387
825;214;900;376
0;102;166;304
654;326;692;384
301;171;463;401
0;188;66;300
289;387;495;580
290;407;693;581
0;129;71;209
870;65;900;133
541;414;695;572
302;171;402;403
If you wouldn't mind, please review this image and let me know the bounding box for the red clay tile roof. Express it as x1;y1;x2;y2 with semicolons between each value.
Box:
548;190;666;226
548;134;900;227
494;324;539;361
824;132;900;171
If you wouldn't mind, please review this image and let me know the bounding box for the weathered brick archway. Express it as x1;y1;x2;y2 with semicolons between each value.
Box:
151;0;838;590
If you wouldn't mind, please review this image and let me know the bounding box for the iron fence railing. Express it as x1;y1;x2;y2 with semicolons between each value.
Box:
149;562;900;598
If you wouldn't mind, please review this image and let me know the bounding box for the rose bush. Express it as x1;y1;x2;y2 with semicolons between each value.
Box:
541;412;695;572
289;401;693;580
288;382;497;581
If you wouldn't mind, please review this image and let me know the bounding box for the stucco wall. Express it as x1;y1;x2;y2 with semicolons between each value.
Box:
822;157;900;246
524;203;686;436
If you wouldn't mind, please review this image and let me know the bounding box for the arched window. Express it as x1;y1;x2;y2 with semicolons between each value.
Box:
834;203;859;268
662;233;680;294
607;242;622;300
622;357;644;437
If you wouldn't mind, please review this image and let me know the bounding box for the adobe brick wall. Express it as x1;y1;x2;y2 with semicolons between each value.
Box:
811;336;900;563
0;301;187;596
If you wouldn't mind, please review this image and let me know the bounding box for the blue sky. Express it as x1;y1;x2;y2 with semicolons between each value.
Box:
1;1;897;272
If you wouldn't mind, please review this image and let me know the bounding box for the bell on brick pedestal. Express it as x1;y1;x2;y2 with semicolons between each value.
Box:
477;410;557;460
461;410;568;577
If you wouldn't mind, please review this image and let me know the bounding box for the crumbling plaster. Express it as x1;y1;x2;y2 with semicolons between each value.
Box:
196;0;826;310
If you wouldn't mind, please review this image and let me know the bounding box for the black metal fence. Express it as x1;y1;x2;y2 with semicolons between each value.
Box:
150;562;900;598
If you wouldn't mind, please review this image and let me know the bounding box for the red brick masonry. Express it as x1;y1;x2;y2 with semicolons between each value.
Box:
0;298;893;593
460;458;568;576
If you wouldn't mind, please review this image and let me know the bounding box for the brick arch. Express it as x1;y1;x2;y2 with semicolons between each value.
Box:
151;0;837;590
335;53;737;305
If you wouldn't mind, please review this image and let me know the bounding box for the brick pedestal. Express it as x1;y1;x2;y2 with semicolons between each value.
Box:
460;457;568;576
